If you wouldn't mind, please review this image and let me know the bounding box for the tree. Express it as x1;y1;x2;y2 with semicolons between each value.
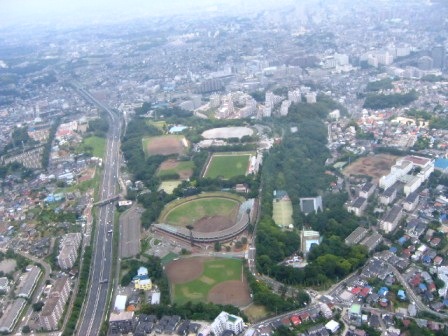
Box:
22;326;31;334
214;242;222;252
32;301;44;312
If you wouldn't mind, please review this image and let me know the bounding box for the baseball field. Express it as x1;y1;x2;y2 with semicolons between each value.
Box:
159;193;243;233
166;257;251;306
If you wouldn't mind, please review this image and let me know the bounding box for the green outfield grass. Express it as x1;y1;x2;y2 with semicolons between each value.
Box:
272;199;293;227
172;258;243;304
204;153;252;179
77;136;106;158
162;197;239;226
158;180;182;194
157;160;194;178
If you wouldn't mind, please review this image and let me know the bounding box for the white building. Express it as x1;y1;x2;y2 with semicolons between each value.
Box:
114;295;127;313
305;92;317;104
16;266;41;299
379;156;434;191
288;89;301;103
280;100;291;116
0;298;27;333
58;232;82;269
325;320;340;333
211;311;244;336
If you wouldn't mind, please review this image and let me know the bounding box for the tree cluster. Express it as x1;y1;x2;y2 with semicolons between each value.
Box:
363;90;417;109
365;78;393;92
255;98;368;287
87;114;109;137
139;301;245;321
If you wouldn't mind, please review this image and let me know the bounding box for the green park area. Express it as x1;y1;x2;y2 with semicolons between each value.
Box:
77;136;106;158
158;180;182;194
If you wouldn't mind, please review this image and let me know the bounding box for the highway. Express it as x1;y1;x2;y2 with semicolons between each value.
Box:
74;84;122;336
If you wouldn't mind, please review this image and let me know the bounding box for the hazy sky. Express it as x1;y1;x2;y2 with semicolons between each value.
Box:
0;0;293;29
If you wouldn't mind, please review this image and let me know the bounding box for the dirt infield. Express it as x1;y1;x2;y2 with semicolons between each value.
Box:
165;257;206;284
343;154;399;181
194;215;236;233
145;135;188;156
208;280;251;306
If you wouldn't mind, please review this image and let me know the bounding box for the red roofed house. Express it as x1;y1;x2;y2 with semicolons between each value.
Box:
360;287;371;298
351;287;362;295
410;274;422;287
290;315;301;326
428;282;437;293
434;256;443;266
430;237;441;248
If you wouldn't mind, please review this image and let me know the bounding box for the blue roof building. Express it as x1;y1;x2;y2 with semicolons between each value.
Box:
398;237;407;245
419;283;427;292
397;290;406;300
378;287;389;296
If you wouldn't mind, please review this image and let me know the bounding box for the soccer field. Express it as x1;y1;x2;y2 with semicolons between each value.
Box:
204;153;252;179
272;199;293;227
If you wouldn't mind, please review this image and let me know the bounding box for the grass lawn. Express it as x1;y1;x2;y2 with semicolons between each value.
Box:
204;153;252;179
173;258;242;304
163;197;239;226
146;120;167;131
243;305;269;322
77;136;106;158
157;161;194;178
158;180;182;194
272;199;293;227
161;252;179;266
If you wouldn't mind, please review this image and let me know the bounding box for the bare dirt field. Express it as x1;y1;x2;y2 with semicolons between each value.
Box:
165;257;206;284
145;135;188;156
208;280;251;306
0;259;16;274
194;215;235;233
343;154;399;181
79;168;96;182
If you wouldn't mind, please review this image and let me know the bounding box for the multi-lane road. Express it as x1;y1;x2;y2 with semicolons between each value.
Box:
74;84;122;336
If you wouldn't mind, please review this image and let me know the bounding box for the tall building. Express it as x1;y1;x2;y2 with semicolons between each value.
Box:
16;266;41;299
211;311;244;336
40;277;71;331
58;233;82;269
431;46;445;70
288;89;301;103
